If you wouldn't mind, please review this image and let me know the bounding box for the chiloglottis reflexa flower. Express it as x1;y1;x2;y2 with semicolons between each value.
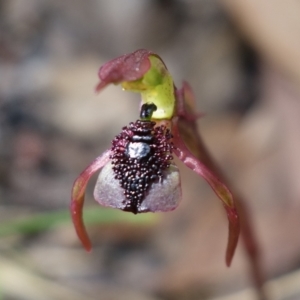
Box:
70;49;240;266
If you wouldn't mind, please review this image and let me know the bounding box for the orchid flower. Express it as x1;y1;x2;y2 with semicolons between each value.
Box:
70;49;240;266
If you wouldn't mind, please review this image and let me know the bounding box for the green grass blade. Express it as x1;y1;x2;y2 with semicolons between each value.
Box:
0;207;159;238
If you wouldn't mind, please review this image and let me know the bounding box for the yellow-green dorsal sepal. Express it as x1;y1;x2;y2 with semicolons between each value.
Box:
121;55;175;120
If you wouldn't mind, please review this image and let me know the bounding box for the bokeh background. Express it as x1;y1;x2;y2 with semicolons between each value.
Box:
1;0;300;299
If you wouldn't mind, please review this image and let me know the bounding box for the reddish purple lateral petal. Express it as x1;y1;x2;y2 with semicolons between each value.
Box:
225;207;240;266
172;119;240;266
70;150;111;251
96;49;153;92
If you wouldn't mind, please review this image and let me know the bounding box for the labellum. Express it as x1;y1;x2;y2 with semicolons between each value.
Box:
94;103;181;214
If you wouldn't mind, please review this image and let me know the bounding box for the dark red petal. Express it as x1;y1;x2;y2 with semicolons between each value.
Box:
225;207;240;266
96;49;153;92
172;119;240;266
70;150;111;251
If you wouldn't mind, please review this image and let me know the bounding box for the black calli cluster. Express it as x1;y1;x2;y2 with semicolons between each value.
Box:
110;103;174;213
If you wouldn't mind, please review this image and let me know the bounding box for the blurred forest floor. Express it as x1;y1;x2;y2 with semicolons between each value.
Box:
1;1;300;300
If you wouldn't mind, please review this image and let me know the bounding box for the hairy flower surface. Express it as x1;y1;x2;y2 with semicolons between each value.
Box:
71;49;240;266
